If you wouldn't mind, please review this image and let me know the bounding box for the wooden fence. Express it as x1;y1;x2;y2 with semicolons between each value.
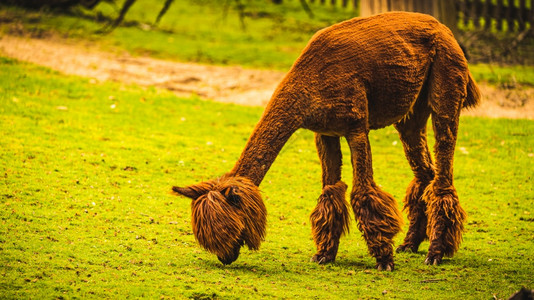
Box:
359;0;456;31
457;0;534;32
308;0;359;9
308;0;534;32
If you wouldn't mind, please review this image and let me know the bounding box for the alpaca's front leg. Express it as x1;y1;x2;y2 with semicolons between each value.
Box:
347;131;403;271
310;134;350;264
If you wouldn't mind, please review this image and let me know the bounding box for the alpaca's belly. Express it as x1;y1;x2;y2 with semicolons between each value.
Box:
303;120;355;137
303;111;362;137
367;82;423;129
303;99;416;135
368;97;416;129
302;84;422;134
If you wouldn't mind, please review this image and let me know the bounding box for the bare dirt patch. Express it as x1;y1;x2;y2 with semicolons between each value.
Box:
1;34;532;119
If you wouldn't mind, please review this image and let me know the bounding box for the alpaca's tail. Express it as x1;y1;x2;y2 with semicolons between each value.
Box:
463;72;481;109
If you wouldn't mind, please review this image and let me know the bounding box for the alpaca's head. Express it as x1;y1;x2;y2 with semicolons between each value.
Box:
172;176;266;265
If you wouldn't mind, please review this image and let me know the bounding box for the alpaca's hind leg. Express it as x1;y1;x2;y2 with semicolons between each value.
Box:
421;39;471;265
423;108;467;265
423;81;467;265
347;131;403;270
394;109;434;253
310;134;350;264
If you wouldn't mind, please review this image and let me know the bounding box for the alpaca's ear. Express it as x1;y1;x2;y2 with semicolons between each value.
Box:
172;185;203;199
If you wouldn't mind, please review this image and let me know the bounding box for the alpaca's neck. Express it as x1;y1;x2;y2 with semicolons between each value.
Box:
229;92;303;186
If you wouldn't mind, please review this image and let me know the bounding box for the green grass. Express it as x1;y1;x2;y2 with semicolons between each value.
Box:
469;64;534;87
0;1;357;70
1;57;533;299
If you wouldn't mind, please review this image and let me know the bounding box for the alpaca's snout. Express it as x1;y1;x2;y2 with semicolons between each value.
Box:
217;241;242;265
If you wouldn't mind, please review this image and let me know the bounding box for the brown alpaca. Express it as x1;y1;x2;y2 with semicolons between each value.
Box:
173;12;480;270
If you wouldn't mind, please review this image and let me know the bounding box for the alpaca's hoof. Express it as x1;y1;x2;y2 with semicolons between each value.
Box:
396;243;419;253
424;254;443;266
376;262;394;271
375;256;394;271
311;254;335;264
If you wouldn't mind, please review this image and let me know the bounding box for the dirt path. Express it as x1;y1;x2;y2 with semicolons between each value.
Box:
1;34;532;119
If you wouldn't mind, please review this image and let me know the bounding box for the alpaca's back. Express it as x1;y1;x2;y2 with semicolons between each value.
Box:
283;12;469;130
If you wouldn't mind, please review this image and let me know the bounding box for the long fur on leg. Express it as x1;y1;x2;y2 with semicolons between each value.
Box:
310;181;350;264
397;178;430;253
423;182;466;265
351;187;403;270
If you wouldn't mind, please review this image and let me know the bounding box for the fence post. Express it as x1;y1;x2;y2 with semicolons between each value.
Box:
506;0;514;31
496;0;503;31
438;0;459;36
473;0;481;28
360;0;383;16
518;0;525;30
483;0;491;29
458;0;468;27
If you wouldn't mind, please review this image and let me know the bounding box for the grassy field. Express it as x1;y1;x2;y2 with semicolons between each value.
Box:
1;1;534;86
1;56;533;299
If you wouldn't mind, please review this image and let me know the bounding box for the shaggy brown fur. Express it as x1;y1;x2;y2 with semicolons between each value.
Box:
173;12;480;269
310;181;350;264
396;178;431;253
351;185;404;270
424;183;467;265
173;176;266;265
